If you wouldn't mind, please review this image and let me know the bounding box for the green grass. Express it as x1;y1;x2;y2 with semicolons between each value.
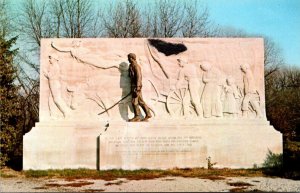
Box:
25;168;100;179
0;172;17;178
22;168;265;181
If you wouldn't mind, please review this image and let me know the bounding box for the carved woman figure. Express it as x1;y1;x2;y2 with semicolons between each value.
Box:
44;54;72;118
200;61;223;118
222;76;241;118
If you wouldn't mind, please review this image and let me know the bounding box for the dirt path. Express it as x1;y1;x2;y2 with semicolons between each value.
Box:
1;176;300;192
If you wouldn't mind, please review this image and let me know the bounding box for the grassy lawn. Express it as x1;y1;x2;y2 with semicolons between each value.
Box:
0;167;265;181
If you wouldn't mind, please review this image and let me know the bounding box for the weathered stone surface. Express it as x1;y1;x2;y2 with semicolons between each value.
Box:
38;38;266;120
99;120;281;170
23;38;282;170
23;119;281;170
23;121;104;170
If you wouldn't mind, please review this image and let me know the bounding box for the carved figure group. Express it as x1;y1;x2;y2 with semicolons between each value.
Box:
164;59;263;119
144;41;264;119
150;56;262;120
46;41;128;119
198;61;262;118
45;40;264;121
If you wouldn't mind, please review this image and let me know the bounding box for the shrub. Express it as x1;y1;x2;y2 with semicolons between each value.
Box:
262;150;283;176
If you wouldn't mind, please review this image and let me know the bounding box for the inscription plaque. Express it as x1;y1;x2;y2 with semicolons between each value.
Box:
105;136;202;154
99;125;208;170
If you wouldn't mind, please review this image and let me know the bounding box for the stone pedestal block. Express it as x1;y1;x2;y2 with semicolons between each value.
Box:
23;121;105;170
23;119;282;170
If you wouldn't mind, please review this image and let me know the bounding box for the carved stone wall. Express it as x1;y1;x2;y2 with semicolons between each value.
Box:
23;38;281;170
40;38;265;121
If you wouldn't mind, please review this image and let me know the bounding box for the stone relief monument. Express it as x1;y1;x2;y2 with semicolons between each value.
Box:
23;38;282;170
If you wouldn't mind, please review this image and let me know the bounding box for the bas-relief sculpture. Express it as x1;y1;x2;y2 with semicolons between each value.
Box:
44;54;72;118
23;38;282;170
40;39;265;121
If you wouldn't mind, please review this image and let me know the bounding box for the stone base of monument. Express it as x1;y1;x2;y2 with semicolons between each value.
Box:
99;119;282;170
23;121;105;170
23;119;282;170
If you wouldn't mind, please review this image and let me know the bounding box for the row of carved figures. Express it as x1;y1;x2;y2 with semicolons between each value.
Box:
171;59;263;118
44;41;263;120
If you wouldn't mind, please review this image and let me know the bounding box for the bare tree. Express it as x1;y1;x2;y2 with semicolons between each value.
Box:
18;0;99;42
101;0;142;37
140;2;152;37
17;0;54;47
5;0;41;97
140;0;214;38
89;9;105;37
0;0;10;38
11;0;50;135
48;0;63;38
153;0;184;37
57;0;95;38
266;66;300;137
264;37;285;79
100;0;214;38
181;1;211;37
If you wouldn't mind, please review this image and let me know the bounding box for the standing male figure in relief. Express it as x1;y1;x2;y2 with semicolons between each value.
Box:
128;53;152;122
175;58;203;117
240;63;263;118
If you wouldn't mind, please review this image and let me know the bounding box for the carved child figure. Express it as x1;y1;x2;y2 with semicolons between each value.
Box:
222;77;241;118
